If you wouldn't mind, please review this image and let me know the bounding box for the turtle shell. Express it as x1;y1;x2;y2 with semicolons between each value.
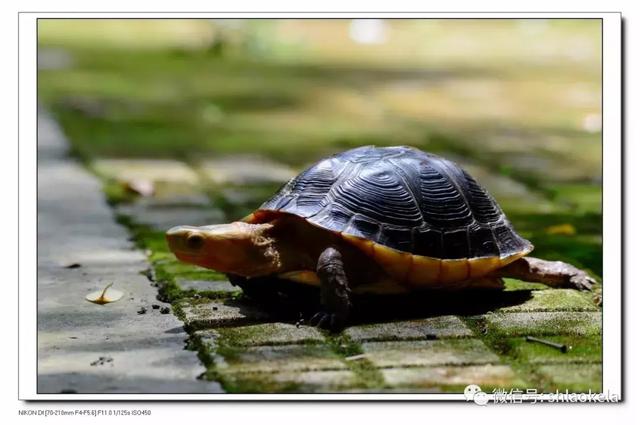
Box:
255;146;533;285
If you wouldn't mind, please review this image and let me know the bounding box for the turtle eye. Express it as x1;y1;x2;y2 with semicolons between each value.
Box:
186;233;205;250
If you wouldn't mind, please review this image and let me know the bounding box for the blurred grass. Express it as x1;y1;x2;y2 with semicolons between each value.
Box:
38;19;602;276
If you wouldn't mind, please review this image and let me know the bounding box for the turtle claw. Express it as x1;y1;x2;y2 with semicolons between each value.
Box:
568;271;596;291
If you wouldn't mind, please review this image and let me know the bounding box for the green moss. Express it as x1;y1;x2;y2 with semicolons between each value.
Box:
535;364;602;393
461;314;602;392
495;289;598;313
215;323;322;347
325;333;386;390
507;335;602;364
503;278;548;292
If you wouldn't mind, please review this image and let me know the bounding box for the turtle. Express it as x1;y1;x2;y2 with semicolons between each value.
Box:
166;146;596;329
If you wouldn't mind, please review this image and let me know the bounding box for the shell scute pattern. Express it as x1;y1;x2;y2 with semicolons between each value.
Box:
260;146;531;260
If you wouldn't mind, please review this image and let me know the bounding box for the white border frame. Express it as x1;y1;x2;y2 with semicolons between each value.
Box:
18;12;622;401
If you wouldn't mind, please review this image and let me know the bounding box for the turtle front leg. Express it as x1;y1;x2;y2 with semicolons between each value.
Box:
495;257;596;291
309;247;352;331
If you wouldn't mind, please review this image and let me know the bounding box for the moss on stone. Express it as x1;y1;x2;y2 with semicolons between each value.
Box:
495;289;598;313
469;311;602;338
535;364;602;393
325;333;386;390
506;335;602;364
503;278;548;292
216;323;324;347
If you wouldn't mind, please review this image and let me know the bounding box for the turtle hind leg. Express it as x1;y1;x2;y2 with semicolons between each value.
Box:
309;247;352;331
494;257;596;291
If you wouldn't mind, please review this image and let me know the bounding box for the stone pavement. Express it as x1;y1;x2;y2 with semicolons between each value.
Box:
84;142;603;394
37;109;222;394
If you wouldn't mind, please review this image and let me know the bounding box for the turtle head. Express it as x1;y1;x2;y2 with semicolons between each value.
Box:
166;222;281;277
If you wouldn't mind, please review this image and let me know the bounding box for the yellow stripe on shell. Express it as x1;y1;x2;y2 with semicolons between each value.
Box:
439;258;470;283
341;232;533;287
278;271;321;286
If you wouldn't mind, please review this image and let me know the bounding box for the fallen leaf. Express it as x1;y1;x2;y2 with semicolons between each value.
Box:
122;179;155;197
86;283;124;305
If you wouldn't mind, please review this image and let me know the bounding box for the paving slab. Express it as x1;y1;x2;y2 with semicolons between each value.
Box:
121;192;212;208
361;339;500;369
93;159;200;185
535;364;602;393
198;155;297;185
223;370;358;393
216;344;346;374
381;365;521;390
176;279;240;293
116;204;225;230
494;289;597;313
505;335;602;364
479;311;602;337
345;316;473;342
37;110;221;394
179;299;271;330
216;323;325;346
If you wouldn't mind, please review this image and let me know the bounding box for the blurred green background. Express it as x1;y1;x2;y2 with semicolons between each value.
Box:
37;19;602;277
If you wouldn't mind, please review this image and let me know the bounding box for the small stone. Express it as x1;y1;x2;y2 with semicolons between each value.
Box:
160;307;171;314
141;268;156;282
152;304;160;310
64;263;81;269
137;307;147;315
90;356;114;366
